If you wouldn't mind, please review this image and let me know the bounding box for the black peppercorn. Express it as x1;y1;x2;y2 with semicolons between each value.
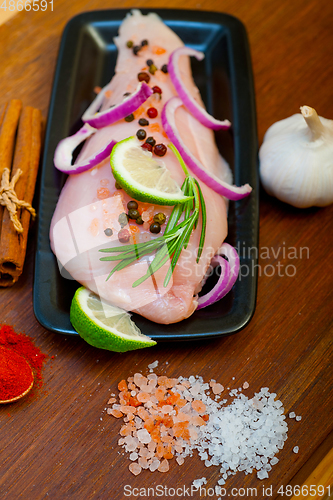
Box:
161;64;168;74
141;39;148;46
127;200;138;210
128;209;140;220
150;222;161;234
145;136;156;147
104;228;113;237
146;59;154;67
138;118;149;126
133;45;141;56
136;129;147;141
125;114;134;122
136;216;144;225
115;181;122;190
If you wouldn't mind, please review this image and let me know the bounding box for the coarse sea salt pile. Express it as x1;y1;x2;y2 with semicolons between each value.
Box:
106;364;297;483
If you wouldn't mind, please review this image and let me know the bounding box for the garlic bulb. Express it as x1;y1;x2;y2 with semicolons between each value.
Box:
259;106;333;208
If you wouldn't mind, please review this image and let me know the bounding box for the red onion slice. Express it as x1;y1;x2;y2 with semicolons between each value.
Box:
216;243;240;296
162;97;252;200
197;256;231;309
54;124;116;174
82;82;153;129
197;243;240;309
168;47;231;130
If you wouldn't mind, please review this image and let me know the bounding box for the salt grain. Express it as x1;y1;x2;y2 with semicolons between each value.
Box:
192;477;207;488
293;446;299;454
289;412;296;418
149;458;160;472
257;470;269;480
158;459;170;472
148;360;159;371
138;457;149;469
296;416;302;421
129;463;142;476
137;429;151;444
212;383;224;395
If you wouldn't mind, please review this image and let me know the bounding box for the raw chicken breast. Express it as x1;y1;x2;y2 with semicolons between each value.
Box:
50;10;231;324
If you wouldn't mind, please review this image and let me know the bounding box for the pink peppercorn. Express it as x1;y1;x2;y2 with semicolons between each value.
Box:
118;229;131;243
147;107;158;118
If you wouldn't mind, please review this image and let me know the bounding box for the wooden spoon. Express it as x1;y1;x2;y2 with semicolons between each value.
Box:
0;346;34;404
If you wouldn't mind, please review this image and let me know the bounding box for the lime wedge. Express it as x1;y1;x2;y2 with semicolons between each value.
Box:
70;287;156;352
110;136;192;205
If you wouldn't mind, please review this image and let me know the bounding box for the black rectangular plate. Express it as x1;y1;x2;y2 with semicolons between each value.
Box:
33;9;259;341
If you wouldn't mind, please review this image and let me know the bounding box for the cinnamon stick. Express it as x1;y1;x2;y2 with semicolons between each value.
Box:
0;102;8;129
0;100;22;239
16;108;43;277
0;104;43;286
0;100;22;178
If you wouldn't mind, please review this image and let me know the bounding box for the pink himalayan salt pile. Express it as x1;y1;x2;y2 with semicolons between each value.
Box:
106;372;215;475
106;368;300;484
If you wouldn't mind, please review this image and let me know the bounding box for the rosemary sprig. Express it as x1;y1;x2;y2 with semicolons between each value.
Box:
99;144;206;287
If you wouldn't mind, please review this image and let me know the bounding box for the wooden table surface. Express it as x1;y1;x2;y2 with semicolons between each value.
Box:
1;1;332;499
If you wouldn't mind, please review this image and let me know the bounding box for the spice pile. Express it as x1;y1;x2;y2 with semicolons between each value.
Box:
106;364;297;485
0;345;33;401
0;324;47;401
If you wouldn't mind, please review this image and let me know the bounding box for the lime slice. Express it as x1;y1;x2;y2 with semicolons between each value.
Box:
70;287;156;352
110;136;192;205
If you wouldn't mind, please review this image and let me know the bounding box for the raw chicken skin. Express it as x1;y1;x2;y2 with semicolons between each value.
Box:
50;10;231;324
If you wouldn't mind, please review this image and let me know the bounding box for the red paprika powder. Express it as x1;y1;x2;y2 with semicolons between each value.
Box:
0;346;34;401
0;324;47;401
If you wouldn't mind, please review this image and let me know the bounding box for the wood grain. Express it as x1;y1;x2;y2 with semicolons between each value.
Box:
289;447;333;499
0;1;333;499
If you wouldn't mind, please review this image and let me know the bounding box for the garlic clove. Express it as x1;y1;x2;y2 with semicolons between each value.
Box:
259;106;333;208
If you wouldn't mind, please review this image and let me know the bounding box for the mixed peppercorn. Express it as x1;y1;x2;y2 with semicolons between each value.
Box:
123;70;167;157
123;40;169;157
104;199;167;242
127;39;149;56
126;39;168;74
107;38;169;243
